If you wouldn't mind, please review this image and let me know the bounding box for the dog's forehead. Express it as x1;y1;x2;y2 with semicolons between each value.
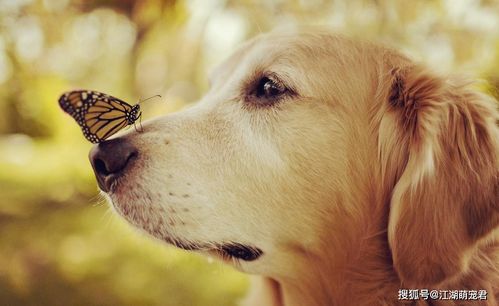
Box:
209;32;327;82
208;35;262;81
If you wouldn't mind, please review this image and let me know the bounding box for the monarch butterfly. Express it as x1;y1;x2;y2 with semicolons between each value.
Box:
58;90;158;143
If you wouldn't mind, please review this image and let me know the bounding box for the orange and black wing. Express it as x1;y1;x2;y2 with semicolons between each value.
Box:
58;90;138;143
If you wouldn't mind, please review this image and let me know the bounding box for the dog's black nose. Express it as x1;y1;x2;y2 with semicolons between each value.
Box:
89;138;138;192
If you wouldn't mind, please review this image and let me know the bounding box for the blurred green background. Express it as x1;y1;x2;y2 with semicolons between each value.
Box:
0;0;498;305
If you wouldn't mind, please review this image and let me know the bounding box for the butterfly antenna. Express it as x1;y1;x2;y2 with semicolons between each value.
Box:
134;94;158;133
138;94;162;105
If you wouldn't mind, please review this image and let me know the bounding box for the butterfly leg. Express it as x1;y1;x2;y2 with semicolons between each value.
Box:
134;112;143;132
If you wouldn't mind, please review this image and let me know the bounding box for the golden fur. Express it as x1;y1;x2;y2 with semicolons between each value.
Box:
98;30;499;306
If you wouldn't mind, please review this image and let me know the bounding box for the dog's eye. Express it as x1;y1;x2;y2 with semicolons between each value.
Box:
244;74;293;107
256;76;286;99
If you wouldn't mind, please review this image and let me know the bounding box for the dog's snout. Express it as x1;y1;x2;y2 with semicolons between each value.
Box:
89;138;138;192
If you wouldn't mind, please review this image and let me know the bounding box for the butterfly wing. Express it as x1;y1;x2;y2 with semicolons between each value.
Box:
58;90;137;143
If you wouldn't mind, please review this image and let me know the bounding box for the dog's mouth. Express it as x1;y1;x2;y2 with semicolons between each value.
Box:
218;243;263;261
105;189;263;262
163;237;263;261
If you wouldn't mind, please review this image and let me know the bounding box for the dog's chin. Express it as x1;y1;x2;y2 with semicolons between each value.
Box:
102;195;264;262
102;179;264;263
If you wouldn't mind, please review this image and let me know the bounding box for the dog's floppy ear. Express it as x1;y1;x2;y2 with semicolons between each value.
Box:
382;65;499;287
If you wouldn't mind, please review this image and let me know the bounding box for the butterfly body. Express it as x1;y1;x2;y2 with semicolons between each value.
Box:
59;90;142;143
127;104;141;125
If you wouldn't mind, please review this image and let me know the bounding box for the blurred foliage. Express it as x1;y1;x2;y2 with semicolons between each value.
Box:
0;0;498;305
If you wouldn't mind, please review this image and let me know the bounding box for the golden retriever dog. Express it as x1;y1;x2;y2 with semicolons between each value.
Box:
89;30;499;306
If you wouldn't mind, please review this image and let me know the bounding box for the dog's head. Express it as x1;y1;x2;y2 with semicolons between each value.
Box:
89;31;498;287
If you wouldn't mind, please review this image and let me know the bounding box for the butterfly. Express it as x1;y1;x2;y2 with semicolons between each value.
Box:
58;90;155;143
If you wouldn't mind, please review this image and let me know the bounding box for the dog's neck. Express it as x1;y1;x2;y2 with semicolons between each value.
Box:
271;217;400;306
262;182;402;306
258;182;498;306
